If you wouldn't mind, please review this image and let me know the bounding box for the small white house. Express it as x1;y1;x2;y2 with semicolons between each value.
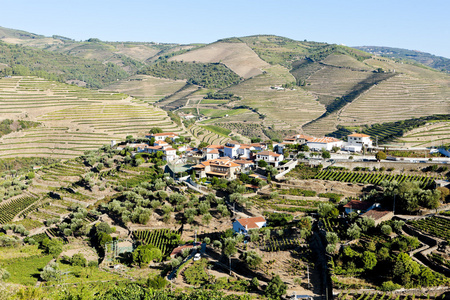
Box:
255;150;284;167
146;132;179;142
233;217;267;235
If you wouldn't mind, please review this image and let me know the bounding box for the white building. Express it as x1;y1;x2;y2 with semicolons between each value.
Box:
306;137;343;151
232;217;266;235
255;150;284;167
141;140;177;161
344;133;373;152
223;141;267;160
145;132;179;142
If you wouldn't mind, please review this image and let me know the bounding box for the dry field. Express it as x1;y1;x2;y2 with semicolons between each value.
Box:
169;42;270;79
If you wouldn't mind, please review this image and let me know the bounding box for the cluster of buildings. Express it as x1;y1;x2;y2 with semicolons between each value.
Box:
122;132;284;180
280;133;372;152
122;130;373;181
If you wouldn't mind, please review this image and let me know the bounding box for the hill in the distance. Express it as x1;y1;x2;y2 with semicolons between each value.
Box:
354;46;450;73
1;26;449;147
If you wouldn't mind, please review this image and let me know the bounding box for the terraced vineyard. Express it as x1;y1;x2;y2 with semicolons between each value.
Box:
339;73;450;126
314;170;436;187
304;65;375;106
189;124;231;145
0;76;188;158
223;65;325;130
103;75;187;104
409;216;450;240
0;196;38;224
133;229;181;257
398;121;450;147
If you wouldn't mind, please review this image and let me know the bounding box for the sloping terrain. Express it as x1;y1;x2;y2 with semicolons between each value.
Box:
103;74;186;104
169;42;270;78
0;76;186;158
355;45;450;72
223;65;325;130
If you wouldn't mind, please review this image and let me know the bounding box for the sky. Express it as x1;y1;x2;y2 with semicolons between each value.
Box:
3;0;450;58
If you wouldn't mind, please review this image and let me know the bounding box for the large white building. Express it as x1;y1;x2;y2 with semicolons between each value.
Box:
306;137;343;151
344;133;372;152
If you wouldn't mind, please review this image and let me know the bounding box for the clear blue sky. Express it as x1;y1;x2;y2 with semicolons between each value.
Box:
3;0;450;58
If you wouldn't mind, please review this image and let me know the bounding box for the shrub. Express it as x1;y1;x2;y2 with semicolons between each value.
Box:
380;280;401;291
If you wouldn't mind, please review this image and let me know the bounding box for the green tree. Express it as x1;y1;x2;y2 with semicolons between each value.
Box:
147;275;168;289
149;127;163;134
375;151;387;162
318;203;339;219
381;224;392;236
322;151;331;159
258;160;268;168
265;275;287;299
362;251;377;270
198;141;208;149
133;244;163;267
240;250;262;269
223;237;237;274
41;238;63;258
347;223;361;240
40;262;61;282
71;253;87;267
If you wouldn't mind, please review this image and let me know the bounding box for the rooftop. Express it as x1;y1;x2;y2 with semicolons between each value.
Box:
257;150;281;157
236;216;266;229
343;200;374;211
349;133;370;138
362;209;393;220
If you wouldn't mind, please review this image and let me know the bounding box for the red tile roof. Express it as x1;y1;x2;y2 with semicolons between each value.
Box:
151;132;178;137
308;137;341;144
257;150;281;157
236;217;266;229
348;133;370;138
343;200;374;211
362;209;392;220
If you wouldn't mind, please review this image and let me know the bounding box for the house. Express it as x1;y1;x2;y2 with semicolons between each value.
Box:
204;145;224;160
283;134;314;145
145;132;179;142
223;141;267;160
306;137;343;151
361;209;394;225
179;113;196;120
343;200;379;214
255;150;284;167
233;159;255;173
343;133;373;152
233;216;267;235
192;157;241;180
143;141;177;161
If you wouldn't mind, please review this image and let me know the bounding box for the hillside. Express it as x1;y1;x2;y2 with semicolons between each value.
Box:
0;76;187;158
0;41;129;88
1;27;450;145
354;45;450;72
